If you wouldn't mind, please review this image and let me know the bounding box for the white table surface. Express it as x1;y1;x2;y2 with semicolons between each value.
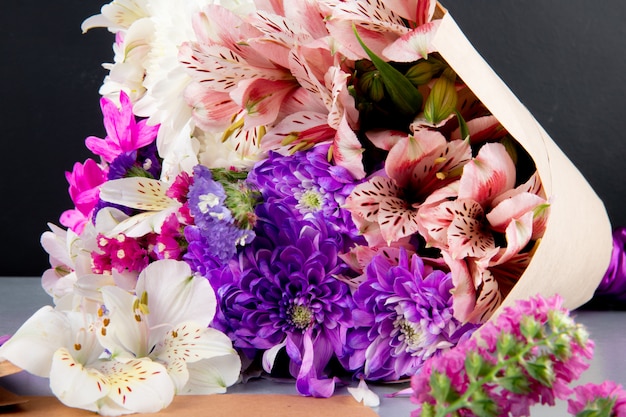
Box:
1;277;625;416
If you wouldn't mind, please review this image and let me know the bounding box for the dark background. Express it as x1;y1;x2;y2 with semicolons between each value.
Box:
1;1;625;276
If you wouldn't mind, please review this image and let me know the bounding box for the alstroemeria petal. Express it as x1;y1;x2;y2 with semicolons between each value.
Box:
49;348;109;413
383;0;436;25
443;253;476;323
385;131;446;188
99;285;147;359
495;211;534;267
487;192;546;232
0;306;69;377
447;199;496;260
183;353;242;394
99;177;176;211
378;196;420;244
95;358;175;416
465;269;503;324
458;142;516;206
347;378;380;407
230;78;297;129
135;259;217;329
344;176;399;222
450;115;507;143
156;324;236;365
332;115;365;179
382;20;441;62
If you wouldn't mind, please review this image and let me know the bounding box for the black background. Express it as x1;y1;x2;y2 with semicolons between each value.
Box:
1;1;625;276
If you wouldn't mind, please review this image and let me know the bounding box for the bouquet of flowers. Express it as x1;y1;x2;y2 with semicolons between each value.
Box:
0;0;615;415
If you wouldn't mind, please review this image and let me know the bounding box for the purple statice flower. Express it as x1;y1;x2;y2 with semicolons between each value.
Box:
247;144;362;239
211;202;356;397
347;249;478;381
568;381;626;417
186;165;254;264
183;224;231;276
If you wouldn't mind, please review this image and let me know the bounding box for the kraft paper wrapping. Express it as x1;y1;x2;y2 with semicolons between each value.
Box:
431;9;613;314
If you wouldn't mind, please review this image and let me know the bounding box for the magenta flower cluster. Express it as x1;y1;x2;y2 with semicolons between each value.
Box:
410;295;596;417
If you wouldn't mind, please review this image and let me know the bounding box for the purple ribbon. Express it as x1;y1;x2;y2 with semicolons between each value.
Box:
595;227;626;302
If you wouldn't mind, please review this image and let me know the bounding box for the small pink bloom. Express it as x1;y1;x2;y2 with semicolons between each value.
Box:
60;159;107;234
568;381;626;417
85;90;158;163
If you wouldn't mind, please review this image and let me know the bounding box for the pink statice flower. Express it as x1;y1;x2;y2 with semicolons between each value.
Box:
153;213;185;261
410;294;594;417
91;232;156;275
85;90;159;163
59;158;107;234
568;381;626;417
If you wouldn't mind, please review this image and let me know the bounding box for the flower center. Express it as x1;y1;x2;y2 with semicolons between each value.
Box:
288;304;313;330
393;316;425;354
298;189;323;212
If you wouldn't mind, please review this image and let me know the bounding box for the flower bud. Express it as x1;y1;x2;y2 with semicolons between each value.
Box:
358;70;385;102
424;69;458;125
405;60;435;86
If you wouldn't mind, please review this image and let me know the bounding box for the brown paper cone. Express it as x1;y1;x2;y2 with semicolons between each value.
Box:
431;6;613;314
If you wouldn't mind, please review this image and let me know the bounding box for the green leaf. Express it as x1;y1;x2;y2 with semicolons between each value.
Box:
353;25;422;115
455;110;469;142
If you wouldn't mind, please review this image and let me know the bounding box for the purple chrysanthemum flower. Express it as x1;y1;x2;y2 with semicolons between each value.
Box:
211;202;356;397
247;145;361;239
187;165;254;264
347;249;478;381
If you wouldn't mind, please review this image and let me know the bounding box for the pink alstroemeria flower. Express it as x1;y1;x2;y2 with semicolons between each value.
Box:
59;158;107;234
179;2;365;178
344;129;471;246
417;142;550;323
85;90;159;163
322;0;439;61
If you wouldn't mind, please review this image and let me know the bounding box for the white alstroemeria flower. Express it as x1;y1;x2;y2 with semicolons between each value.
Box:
98;177;181;238
0;307;101;377
98;259;241;394
40;222;100;303
0;306;174;416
